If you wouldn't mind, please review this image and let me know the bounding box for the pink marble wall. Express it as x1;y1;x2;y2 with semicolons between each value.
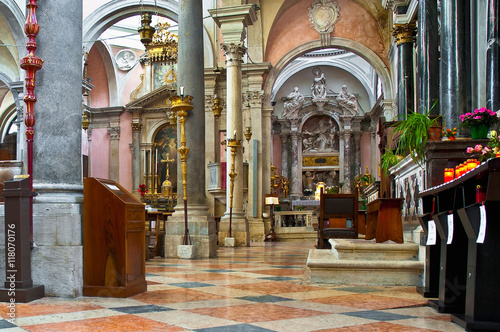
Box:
90;128;110;179
265;0;387;68
87;46;110;108
119;111;133;192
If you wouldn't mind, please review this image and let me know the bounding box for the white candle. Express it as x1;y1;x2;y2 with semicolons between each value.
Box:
233;130;236;139
214;93;218;100
180;86;184;96
155;149;158;173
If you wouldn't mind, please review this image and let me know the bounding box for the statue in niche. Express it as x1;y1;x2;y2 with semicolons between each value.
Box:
282;87;304;119
325;170;337;187
303;117;334;151
336;85;358;113
302;136;314;152
303;171;316;190
311;68;327;99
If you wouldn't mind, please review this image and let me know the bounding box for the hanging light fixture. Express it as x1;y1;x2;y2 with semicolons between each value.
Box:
138;12;155;49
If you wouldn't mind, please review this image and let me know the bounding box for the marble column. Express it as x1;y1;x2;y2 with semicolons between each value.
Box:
487;0;500;113
392;24;416;118
440;0;468;132
353;131;362;178
108;123;120;182
131;117;142;193
210;5;256;247
341;130;353;193
31;0;83;297
290;124;302;198
280;133;289;180
165;0;216;258
417;0;440;116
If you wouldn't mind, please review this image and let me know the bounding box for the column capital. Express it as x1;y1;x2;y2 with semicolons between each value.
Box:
209;5;257;45
392;23;416;45
131;122;142;132
221;43;247;64
108;126;120;140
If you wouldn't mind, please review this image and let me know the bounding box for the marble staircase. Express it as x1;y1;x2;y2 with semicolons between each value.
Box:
306;239;424;286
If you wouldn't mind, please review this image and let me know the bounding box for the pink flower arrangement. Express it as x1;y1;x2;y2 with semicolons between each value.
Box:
459;107;499;129
466;130;500;161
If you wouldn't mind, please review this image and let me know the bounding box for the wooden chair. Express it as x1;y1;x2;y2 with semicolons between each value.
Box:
317;188;358;249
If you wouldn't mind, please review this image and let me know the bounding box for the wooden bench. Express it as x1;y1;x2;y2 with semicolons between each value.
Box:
365;198;403;243
317;190;358;249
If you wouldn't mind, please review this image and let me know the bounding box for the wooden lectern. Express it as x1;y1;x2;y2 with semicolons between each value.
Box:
83;178;147;297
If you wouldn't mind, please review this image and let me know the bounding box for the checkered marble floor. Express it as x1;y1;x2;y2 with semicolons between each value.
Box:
1;241;464;331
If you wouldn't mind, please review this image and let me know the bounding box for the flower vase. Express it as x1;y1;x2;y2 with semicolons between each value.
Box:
448;136;456;141
470;124;489;139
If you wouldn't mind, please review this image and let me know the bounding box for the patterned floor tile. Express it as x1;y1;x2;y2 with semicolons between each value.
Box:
340;310;416;321
22;314;186;332
131;288;227;305
186;303;327;323
110;304;173;314
308;293;426;310
0;241;464;332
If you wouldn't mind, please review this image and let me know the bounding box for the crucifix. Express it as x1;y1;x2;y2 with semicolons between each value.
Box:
161;153;175;182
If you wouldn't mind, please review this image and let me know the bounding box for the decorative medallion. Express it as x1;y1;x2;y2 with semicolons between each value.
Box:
308;0;340;45
115;49;137;71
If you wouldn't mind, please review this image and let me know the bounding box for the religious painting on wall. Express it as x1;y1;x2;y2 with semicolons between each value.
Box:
302;115;339;153
154;124;178;194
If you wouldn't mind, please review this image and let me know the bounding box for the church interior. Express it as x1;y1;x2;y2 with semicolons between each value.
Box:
0;0;498;331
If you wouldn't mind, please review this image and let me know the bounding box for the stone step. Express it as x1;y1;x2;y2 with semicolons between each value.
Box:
331;239;420;261
306;247;424;286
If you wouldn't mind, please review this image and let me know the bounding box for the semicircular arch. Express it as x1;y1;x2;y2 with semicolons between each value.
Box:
264;38;392;107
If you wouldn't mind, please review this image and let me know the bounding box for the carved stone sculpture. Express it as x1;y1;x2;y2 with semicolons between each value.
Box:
282;87;304;119
311;68;327;99
337;84;357;113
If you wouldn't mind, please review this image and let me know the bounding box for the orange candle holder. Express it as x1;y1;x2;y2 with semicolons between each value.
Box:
444;168;454;183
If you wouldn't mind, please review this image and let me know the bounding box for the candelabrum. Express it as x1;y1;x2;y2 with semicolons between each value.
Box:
270;164;279;194
222;135;241;238
171;94;193;245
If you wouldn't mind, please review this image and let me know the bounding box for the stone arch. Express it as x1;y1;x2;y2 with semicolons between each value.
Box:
0;0;26;60
264;38;393;107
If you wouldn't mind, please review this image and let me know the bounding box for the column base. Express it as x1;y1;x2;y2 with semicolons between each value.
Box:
165;205;217;258
0;285;44;303
219;213;249;247
248;217;265;242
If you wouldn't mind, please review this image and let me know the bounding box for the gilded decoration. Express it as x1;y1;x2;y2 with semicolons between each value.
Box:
302;156;339;167
392;24;416;45
147;22;178;64
308;0;340;34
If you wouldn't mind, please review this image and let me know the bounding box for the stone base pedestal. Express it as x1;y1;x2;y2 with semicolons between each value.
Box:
0;285;45;303
165;205;217;258
248;218;265;242
0;185;84;298
177;245;195;259
218;215;249;247
224;237;235;247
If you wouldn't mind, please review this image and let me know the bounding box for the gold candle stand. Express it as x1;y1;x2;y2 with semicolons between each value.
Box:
171;94;193;245
222;136;241;238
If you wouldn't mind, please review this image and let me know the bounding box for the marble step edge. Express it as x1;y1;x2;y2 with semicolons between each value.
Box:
306;258;424;272
331;239;420;253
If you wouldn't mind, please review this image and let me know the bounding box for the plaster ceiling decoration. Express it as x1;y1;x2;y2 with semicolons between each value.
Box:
308;0;340;46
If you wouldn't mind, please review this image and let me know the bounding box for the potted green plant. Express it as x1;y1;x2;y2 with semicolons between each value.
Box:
392;105;442;166
380;148;403;175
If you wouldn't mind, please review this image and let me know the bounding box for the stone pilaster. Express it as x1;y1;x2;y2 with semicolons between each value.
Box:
31;0;83;297
392;24;416;117
341;130;353;193
210;5;256;247
353;131;362;178
487;0;500;113
131;116;142;193
280;132;289;180
165;0;216;258
290;120;302;198
108;124;120;182
440;0;468;133
417;0;440;116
